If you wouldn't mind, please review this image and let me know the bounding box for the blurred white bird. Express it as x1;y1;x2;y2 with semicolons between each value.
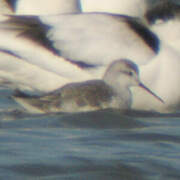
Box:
0;13;158;66
0;13;159;92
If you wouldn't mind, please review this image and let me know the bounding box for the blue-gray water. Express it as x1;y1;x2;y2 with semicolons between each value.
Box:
0;89;180;179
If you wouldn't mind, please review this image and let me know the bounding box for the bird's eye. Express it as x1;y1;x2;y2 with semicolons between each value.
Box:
128;71;133;76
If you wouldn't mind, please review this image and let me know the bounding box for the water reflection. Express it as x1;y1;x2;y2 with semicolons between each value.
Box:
0;99;180;179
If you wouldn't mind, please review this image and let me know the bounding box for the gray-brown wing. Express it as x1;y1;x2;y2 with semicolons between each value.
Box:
41;80;115;109
13;80;115;112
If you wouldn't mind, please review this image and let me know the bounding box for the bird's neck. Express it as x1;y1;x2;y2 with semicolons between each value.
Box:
104;78;132;109
104;74;131;91
116;86;132;109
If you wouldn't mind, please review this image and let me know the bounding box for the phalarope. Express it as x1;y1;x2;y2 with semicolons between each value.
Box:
12;59;163;113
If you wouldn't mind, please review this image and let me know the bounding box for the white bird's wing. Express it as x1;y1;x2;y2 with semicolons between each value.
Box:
0;15;94;81
0;13;160;68
41;13;160;66
0;50;72;93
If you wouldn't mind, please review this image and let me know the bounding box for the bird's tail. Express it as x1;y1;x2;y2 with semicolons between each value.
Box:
12;90;46;114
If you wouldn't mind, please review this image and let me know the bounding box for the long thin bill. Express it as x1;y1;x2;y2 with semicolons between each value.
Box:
139;83;164;104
